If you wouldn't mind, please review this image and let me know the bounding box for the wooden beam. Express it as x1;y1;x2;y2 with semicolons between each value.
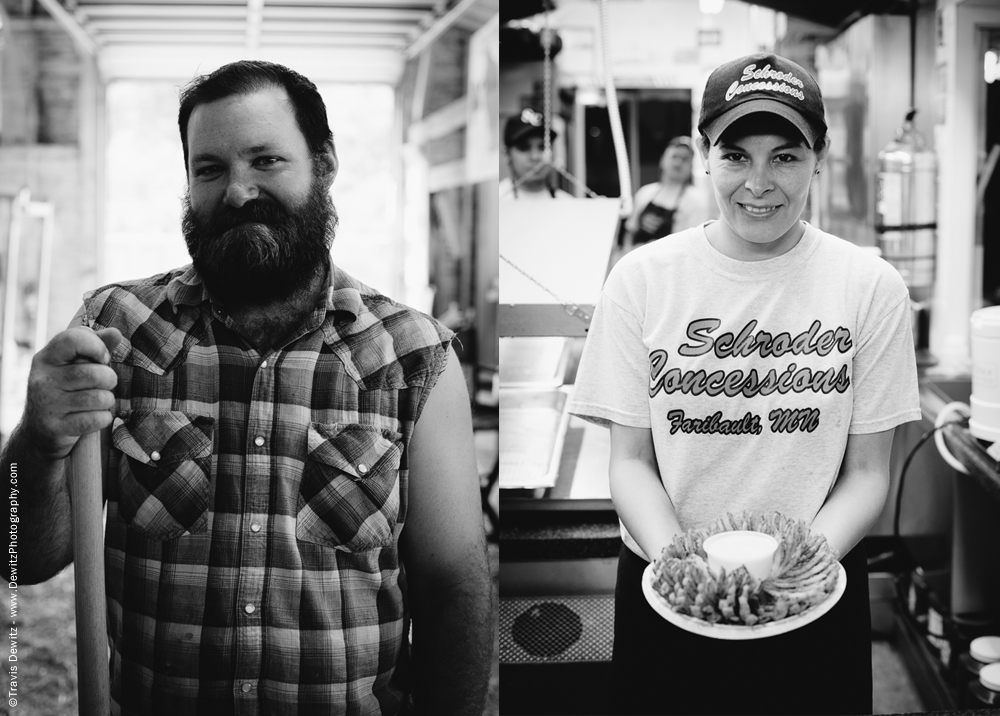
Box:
96;31;244;43
264;20;416;34
86;17;422;35
405;0;479;58
36;0;100;54
86;18;244;30
410;48;431;123
427;159;465;192
262;6;427;22
94;30;410;46
97;43;405;82
263;0;434;6
407;96;466;144
77;3;246;18
260;33;409;47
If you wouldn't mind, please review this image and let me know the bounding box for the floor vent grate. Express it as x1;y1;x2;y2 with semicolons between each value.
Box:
500;595;614;664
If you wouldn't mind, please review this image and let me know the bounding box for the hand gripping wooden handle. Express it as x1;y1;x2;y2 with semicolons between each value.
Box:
68;430;110;716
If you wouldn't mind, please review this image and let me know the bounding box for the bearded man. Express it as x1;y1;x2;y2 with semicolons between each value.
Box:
1;60;492;716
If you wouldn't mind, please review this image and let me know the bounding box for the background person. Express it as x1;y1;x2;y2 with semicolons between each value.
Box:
500;108;572;199
622;136;709;251
1;60;492;716
568;52;920;715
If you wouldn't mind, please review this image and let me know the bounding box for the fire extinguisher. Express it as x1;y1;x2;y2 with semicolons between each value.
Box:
875;109;937;300
875;109;936;348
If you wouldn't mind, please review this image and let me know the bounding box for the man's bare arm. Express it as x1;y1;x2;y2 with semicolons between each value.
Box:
400;348;493;715
1;309;119;585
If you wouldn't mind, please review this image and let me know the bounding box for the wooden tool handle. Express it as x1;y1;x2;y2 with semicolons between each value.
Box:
68;430;110;716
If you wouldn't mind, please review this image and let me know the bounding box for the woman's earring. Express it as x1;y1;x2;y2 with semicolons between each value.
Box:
705;170;710;175
815;169;821;175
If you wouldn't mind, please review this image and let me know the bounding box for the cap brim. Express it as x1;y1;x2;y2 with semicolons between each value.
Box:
702;98;819;147
506;126;557;147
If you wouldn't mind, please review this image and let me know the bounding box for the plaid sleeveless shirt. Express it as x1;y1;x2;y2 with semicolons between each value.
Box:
83;263;453;716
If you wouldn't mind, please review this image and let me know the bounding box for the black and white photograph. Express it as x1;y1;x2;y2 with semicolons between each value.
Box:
500;0;1000;714
0;0;500;714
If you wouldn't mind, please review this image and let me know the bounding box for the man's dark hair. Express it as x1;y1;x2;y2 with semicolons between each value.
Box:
178;60;334;171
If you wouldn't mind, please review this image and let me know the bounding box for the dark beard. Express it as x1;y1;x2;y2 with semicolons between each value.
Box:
182;178;337;307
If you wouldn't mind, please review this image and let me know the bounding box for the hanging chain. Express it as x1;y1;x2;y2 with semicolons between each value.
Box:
542;9;553;166
499;254;592;323
500;1;604;318
503;5;613;202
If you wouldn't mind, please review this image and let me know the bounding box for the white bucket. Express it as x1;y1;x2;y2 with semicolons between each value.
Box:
970;306;1000;442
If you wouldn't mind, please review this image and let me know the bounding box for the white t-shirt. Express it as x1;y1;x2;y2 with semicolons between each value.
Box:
567;222;922;559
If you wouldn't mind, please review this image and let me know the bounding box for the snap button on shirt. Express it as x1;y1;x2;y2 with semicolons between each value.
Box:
245;603;256;614
241;683;252;693
150;451;161;462
260;360;268;369
250;522;262;533
357;463;368;475
254;436;265;447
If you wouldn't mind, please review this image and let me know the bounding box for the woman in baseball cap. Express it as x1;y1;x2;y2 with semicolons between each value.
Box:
568;53;920;714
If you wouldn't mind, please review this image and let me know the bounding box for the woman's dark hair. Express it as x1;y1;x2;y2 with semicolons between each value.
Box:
178;60;334;171
698;113;827;153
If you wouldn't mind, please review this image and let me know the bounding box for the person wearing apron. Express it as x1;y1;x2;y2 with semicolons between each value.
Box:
568;52;921;714
623;136;707;251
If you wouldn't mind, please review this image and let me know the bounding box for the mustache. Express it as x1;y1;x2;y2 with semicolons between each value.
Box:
195;197;291;235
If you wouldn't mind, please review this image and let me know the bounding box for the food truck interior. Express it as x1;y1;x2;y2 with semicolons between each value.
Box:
500;0;1000;713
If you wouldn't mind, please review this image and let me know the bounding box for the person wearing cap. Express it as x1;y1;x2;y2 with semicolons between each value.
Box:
500;108;573;199
568;53;920;714
622;136;710;252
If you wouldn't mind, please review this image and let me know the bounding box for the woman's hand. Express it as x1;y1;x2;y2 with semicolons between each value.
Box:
810;428;895;559
609;422;683;561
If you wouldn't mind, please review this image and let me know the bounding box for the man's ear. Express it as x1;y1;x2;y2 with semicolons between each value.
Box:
316;140;339;189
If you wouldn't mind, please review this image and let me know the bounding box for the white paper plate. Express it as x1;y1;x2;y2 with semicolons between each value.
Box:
641;562;847;640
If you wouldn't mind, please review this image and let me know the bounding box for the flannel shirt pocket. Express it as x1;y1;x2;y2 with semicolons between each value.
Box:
112;411;214;540
296;422;403;551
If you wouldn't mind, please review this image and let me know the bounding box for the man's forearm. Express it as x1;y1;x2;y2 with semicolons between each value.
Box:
410;569;494;715
1;421;74;584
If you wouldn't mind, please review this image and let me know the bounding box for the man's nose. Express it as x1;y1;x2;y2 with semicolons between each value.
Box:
744;163;774;196
224;171;259;207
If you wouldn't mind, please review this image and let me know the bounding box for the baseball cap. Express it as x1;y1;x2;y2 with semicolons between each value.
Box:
698;53;826;147
504;108;557;147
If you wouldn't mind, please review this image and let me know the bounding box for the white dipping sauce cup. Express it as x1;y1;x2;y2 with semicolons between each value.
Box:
703;531;778;581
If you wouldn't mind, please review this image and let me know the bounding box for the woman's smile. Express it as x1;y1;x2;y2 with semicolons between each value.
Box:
739;203;781;217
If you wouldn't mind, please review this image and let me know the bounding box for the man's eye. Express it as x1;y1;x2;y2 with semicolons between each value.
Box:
194;165;221;177
774;154;798;163
721;152;745;162
254;157;280;167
